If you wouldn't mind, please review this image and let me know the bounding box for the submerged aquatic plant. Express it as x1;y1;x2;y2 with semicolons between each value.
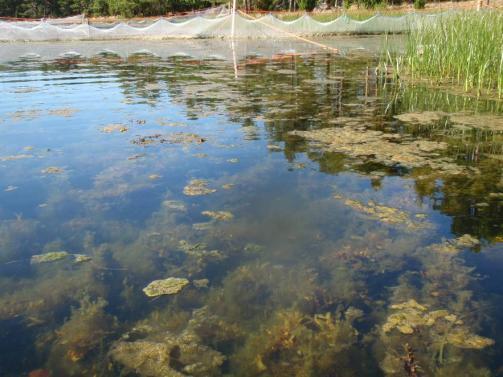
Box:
231;309;360;377
54;296;117;362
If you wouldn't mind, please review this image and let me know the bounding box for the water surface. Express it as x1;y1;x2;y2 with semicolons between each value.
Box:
0;38;502;377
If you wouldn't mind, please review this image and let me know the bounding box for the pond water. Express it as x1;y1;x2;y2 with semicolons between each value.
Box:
0;38;502;377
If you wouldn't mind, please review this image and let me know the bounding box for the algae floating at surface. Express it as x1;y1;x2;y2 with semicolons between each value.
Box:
41;167;64;175
382;299;494;349
290;126;466;173
428;234;480;253
394;111;447;125
73;254;92;263
202;210;234;221
334;193;430;231
163;200;187;211
143;277;190;297
101;123;128;133
183;179;216;196
31;251;70;264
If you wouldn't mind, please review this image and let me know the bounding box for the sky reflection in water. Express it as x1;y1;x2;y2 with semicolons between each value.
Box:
0;39;502;377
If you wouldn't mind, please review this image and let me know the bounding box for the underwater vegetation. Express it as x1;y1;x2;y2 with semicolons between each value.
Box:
231;308;361;377
0;42;501;377
51;296;117;364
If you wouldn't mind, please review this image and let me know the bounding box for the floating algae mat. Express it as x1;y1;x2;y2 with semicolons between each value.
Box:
0;38;502;377
143;277;190;297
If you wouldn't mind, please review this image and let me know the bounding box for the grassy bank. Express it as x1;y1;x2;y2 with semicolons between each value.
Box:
274;8;409;21
381;11;503;98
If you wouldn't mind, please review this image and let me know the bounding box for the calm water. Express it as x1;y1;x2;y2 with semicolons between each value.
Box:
0;38;502;377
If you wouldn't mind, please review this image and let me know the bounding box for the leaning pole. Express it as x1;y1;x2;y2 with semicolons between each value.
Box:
231;0;237;38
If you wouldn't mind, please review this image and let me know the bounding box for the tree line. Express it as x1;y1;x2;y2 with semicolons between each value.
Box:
0;0;408;19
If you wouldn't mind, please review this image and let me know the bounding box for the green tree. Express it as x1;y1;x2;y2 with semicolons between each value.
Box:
297;0;315;10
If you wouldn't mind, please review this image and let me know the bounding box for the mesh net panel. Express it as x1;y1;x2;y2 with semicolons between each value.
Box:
0;12;444;41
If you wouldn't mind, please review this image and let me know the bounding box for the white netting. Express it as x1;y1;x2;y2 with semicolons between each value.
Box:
0;12;444;41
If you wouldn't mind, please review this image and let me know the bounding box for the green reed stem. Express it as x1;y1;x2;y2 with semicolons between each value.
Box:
382;11;503;98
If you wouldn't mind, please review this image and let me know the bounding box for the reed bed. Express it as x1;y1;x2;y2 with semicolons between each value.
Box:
384;11;503;98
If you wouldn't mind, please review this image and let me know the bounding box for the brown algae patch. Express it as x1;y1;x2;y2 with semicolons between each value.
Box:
142;277;189;297
56;297;115;362
427;234;480;253
290;126;461;172
48;108;79;117
334;194;429;230
73;254;92;263
395;111;503;132
201;211;234;221
183;179;216;196
168;132;206;144
127;153;145;160
12;87;39;94
156;117;188;127
382;299;494;349
41;166;64;174
394;111;447;125
101;123;129;133
132;133;205;146
449;113;503;132
9;109;42;121
192;222;214;231
267;144;282;151
193;279;209;288
178;240;224;260
110;330;225;377
162;200;187;212
0;154;33;162
176;240;224;274
31;251;91;264
110;341;180;377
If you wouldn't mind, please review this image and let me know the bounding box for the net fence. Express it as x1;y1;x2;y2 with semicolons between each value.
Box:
0;11;444;42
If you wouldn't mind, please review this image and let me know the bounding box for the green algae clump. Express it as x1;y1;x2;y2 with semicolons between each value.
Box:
143;277;190;297
31;251;69;264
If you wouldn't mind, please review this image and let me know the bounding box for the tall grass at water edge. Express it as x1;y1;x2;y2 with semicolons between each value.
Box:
380;11;503;98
